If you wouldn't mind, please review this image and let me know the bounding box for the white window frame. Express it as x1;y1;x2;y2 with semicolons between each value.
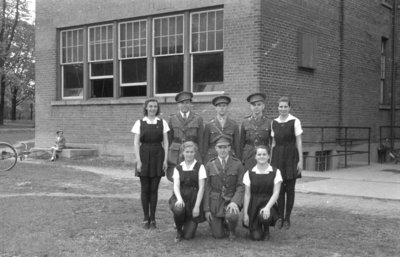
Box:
60;28;84;100
190;9;224;94
118;19;147;87
153;14;185;96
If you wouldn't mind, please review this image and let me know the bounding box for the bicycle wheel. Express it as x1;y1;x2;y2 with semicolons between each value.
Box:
0;142;18;171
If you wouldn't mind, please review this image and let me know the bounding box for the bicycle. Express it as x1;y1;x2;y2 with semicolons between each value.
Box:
0;142;18;171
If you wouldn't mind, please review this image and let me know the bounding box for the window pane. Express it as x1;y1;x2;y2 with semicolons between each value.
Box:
90;25;113;61
216;10;223;30
193;52;223;92
162;18;168;36
208;12;215;30
154;37;161;55
121;85;146;97
192;14;199;33
192;33;198;52
155;55;183;94
61;29;84;63
177;16;183;34
121;59;147;84
154;19;160;37
169;17;175;34
169;36;175;53
216;31;223;50
200;13;207;31
63;64;83;97
208;31;215;51
162;36;168;55
91;78;114;98
140;21;146;37
176;35;183;53
91;62;113;77
200;32;207;51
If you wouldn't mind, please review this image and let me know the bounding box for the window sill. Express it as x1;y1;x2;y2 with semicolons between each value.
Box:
51;93;224;106
379;104;400;110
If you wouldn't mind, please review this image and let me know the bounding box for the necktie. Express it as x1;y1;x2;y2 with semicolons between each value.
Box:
183;113;187;119
222;158;226;170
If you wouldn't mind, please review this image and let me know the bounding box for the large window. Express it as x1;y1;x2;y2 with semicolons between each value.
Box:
119;20;147;97
153;15;184;94
89;24;114;98
59;9;224;100
191;9;223;93
61;29;84;99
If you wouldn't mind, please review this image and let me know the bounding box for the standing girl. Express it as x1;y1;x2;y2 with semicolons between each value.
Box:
169;141;206;242
270;97;303;229
132;98;169;229
243;146;282;241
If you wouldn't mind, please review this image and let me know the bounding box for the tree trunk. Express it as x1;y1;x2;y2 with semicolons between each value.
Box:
0;74;5;125
11;89;17;120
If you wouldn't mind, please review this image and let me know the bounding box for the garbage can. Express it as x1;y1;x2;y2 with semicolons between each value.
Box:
377;145;387;163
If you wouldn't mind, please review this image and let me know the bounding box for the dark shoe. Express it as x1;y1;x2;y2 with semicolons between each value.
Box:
284;219;291;230
228;231;236;241
149;220;157;229
174;231;182;243
278;219;284;229
142;220;150;230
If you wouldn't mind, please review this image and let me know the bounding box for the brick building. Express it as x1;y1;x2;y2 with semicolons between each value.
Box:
35;0;400;168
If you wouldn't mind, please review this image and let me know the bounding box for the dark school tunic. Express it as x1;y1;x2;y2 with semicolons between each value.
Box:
271;119;299;180
139;119;165;177
169;162;206;223
247;167;279;231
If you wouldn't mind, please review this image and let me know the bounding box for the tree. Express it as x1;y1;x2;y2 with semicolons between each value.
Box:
0;0;31;125
5;19;34;120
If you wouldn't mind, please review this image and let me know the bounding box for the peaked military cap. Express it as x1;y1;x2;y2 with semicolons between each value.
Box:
215;134;233;146
175;91;193;103
246;93;266;104
212;95;231;106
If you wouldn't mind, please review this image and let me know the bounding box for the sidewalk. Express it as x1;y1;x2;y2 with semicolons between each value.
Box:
298;162;400;200
27;160;400;201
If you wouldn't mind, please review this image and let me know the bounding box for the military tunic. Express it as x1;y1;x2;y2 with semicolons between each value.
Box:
239;115;272;171
167;112;204;180
203;117;240;164
204;156;245;217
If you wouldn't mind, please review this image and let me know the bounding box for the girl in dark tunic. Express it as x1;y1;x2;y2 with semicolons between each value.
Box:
243;145;282;241
132;98;169;229
270;97;303;229
169;141;206;242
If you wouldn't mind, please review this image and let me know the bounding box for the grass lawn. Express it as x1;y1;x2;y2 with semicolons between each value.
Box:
0;162;399;257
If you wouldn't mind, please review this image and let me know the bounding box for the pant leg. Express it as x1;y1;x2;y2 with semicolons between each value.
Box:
140;177;151;221
149;176;161;221
285;179;297;221
209;216;226;239
225;210;239;233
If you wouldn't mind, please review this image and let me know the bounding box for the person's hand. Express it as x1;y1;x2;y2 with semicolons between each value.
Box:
136;161;142;173
226;202;239;215
243;213;249;227
297;161;303;176
163;161;168;172
192;205;200;218
260;206;270;220
175;199;185;209
205;211;212;222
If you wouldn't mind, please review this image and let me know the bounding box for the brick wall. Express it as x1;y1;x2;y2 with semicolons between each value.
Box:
36;0;394;158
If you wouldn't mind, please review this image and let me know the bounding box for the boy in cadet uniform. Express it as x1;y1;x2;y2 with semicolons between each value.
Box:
203;95;240;164
204;134;245;240
240;93;272;172
167;91;204;181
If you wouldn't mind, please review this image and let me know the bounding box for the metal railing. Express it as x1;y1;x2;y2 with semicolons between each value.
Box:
303;126;371;169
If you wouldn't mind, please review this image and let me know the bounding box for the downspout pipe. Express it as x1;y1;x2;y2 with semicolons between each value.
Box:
391;0;397;150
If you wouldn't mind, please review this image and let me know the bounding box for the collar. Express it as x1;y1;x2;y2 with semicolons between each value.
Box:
143;116;160;122
275;114;296;123
180;111;190;118
218;156;229;164
179;160;197;170
251;165;273;174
